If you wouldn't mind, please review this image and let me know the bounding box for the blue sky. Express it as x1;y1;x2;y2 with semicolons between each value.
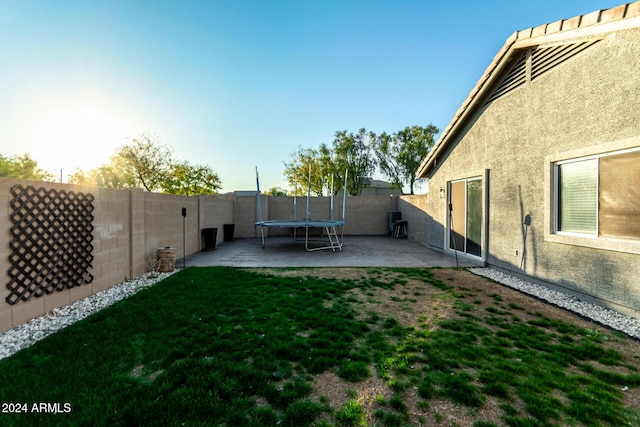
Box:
0;0;625;192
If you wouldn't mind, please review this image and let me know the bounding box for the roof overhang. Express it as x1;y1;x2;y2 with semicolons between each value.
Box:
417;2;640;179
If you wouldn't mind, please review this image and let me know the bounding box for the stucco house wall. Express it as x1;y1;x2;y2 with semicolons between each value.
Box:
420;7;640;317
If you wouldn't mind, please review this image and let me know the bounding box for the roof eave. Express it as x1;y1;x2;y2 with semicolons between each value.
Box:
416;1;640;180
416;32;518;178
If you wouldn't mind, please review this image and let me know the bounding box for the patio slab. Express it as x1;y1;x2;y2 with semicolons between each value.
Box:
180;236;480;268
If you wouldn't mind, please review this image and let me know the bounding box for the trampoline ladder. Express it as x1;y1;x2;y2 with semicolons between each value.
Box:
326;226;342;251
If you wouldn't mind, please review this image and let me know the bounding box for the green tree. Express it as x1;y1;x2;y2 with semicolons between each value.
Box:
69;133;223;193
0;153;54;181
68;164;135;188
329;128;377;196
375;124;439;194
283;129;377;197
283;147;327;196
266;186;288;196
374;132;403;189
162;161;221;195
112;133;172;192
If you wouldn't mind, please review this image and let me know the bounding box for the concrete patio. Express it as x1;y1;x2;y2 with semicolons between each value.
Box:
180;235;480;268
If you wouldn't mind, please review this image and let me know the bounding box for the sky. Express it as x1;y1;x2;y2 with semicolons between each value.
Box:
0;0;626;193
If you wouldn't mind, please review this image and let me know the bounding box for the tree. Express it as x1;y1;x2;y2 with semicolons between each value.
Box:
68;164;135;188
283;129;378;197
112;133;172;192
0;153;54;181
329;128;377;196
162;161;222;195
374;132;403;189
68;133;223;193
375;124;439;194
283;147;327;196
267;186;288;196
67;133;170;191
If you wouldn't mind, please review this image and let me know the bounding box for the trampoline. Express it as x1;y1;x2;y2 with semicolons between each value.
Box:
254;168;347;251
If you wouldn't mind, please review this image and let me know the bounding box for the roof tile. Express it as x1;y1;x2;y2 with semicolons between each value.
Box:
531;24;549;37
601;4;629;22
562;16;582;31
627;2;640;16
581;10;602;26
546;20;563;34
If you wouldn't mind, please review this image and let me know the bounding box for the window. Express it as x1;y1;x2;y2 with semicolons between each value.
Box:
555;149;640;240
557;158;597;234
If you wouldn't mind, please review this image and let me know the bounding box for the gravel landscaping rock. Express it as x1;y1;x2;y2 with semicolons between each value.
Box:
469;267;640;340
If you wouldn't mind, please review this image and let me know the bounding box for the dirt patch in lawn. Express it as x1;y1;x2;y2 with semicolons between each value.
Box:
250;267;640;426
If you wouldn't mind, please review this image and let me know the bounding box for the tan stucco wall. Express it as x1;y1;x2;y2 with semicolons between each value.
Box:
426;27;640;317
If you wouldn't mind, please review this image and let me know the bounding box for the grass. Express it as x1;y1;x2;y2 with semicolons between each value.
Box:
1;266;639;426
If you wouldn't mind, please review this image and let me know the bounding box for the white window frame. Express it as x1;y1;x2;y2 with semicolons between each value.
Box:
553;155;599;238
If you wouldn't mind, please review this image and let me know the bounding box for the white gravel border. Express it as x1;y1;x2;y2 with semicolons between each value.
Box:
0;270;177;361
469;267;640;340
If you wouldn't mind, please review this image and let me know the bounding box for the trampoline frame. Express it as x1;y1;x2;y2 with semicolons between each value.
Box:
254;168;348;251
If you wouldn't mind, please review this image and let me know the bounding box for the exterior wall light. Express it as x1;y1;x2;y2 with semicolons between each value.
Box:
439;187;446;199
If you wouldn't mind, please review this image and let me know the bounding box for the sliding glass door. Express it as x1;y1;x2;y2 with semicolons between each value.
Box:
449;177;482;257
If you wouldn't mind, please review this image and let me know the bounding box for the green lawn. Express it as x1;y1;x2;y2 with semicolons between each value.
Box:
1;267;639;426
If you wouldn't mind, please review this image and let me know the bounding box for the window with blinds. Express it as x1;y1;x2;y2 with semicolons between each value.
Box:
555;149;640;240
557;159;598;234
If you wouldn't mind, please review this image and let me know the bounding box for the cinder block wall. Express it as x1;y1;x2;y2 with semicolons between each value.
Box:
0;180;235;332
0;180;429;332
399;195;429;244
0;179;139;332
344;196;397;235
199;195;234;247
234;195;261;238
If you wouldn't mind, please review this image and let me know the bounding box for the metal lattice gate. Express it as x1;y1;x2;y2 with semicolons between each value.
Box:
6;185;95;305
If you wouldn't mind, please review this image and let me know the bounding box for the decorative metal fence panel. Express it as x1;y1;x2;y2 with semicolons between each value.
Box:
6;185;95;305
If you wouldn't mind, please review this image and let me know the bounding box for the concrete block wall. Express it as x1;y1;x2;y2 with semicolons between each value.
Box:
0;180;238;332
247;194;401;237
199;195;234;248
398;195;430;245
139;191;200;274
0;179;430;332
344;196;398;235
0;179;137;332
234;194;261;238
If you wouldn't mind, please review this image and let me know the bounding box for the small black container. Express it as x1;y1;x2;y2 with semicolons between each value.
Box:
201;228;218;251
